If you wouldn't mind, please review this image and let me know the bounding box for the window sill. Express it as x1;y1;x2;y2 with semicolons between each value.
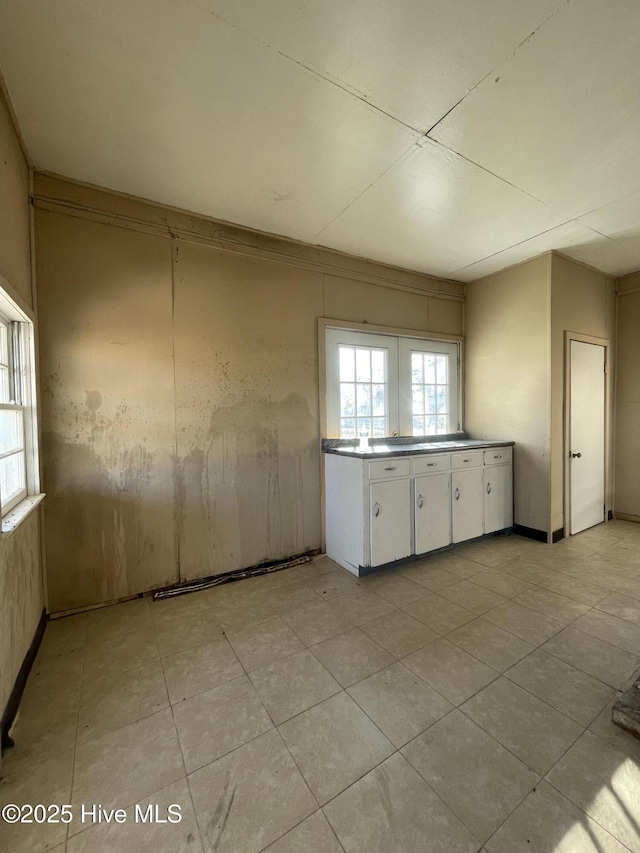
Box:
1;493;45;538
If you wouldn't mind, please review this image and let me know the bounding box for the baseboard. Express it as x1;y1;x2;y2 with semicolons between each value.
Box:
552;528;565;543
608;509;614;521
513;524;548;543
1;608;47;755
612;511;640;524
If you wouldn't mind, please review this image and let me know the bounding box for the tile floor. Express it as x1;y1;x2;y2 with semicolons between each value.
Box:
2;520;640;852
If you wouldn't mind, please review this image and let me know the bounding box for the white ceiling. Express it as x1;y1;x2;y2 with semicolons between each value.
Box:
1;0;640;282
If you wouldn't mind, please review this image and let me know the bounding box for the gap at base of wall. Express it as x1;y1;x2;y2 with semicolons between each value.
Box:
552;528;565;543
513;524;548;543
608;509;614;521
612;511;640;524
1;608;47;755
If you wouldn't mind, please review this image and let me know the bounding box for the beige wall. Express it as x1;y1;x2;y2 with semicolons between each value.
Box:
0;89;43;722
465;254;551;533
34;176;464;611
615;270;640;519
550;254;616;533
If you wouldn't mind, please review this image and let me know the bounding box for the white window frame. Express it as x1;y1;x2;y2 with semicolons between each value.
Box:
323;321;462;439
0;274;41;523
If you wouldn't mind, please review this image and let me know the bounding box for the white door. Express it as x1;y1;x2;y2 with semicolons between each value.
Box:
452;469;484;543
484;465;513;534
370;479;411;566
414;473;451;555
569;340;605;535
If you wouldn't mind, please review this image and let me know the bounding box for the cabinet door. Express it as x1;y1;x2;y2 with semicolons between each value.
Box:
484;464;513;534
414;473;451;555
452;469;484;543
370;479;411;567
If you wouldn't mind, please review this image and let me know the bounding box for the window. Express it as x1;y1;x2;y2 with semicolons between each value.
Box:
0;279;39;520
326;327;460;439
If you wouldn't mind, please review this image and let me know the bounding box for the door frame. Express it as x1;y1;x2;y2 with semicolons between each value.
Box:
563;331;611;539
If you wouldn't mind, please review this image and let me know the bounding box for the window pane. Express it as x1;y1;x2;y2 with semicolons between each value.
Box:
356;383;371;416
425;386;436;414
411;353;423;384
372;417;386;437
436;355;448;384
412;386;424;414
0;324;7;366
437;387;448;414
340;418;355;438
372;385;385;416
357;417;371;436
0;409;23;454
340;383;355;417
0;450;24;502
371;350;385;382
425;415;437;434
412;415;424;434
355;349;371;382
339;347;355;382
424;356;436;385
437;415;448;433
0;367;9;404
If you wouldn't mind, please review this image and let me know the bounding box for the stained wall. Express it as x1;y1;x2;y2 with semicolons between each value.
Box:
34;176;464;611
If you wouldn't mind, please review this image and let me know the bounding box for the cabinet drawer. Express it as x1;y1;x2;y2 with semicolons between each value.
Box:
483;447;512;466
451;450;483;469
413;454;450;475
368;458;411;480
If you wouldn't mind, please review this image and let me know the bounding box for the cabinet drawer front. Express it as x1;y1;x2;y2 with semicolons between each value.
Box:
451;450;483;469
483;447;512;466
368;458;411;480
413;454;450;475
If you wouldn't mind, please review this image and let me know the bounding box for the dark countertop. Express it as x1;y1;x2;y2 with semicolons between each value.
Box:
322;438;514;459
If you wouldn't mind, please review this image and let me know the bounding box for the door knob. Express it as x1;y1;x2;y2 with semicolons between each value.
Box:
571;452;582;459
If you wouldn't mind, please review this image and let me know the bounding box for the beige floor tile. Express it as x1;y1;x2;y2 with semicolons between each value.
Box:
469;569;532;598
77;659;169;743
403;710;538;844
562;564;634;592
213;595;278;634
1;695;78;775
572;609;640;656
249;649;340;724
348;662;452;748
263;811;343;853
162;637;244;703
441;553;489;578
537;572;609;606
23;646;84;704
403;638;498;705
281;600;353;646
513;587;589;625
188;729;316;853
66;778;203;852
0;750;74;853
38;613;88;659
622;577;640;602
542;626;640;689
71;709;184;825
323;752;479;853
589;699;640;763
84;598;154;644
174;675;272;772
265;583;325;616
497;559;554;585
360;608;438;658
447;618;535;672
597;592;640;624
505;649;616;726
327;589;395;625
360;572;427;606
82;626;160;684
439;580;507;614
484;600;564;646
400;563;462;591
307;568;362;598
486;780;630;853
310;628;394;687
228;616;304;672
279;692;394;805
154;614;225;657
546;731;640;853
461;677;581;775
150;590;216;626
454;542;510;568
402;593;475;635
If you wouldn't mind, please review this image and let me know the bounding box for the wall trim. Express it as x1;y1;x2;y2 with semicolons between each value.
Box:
32;173;465;303
1;608;47;754
513;524;548;543
613;511;640;524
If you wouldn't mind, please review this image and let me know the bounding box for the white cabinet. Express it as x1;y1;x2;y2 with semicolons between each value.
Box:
370;479;412;566
325;443;512;575
414;472;451;554
452;468;484;543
